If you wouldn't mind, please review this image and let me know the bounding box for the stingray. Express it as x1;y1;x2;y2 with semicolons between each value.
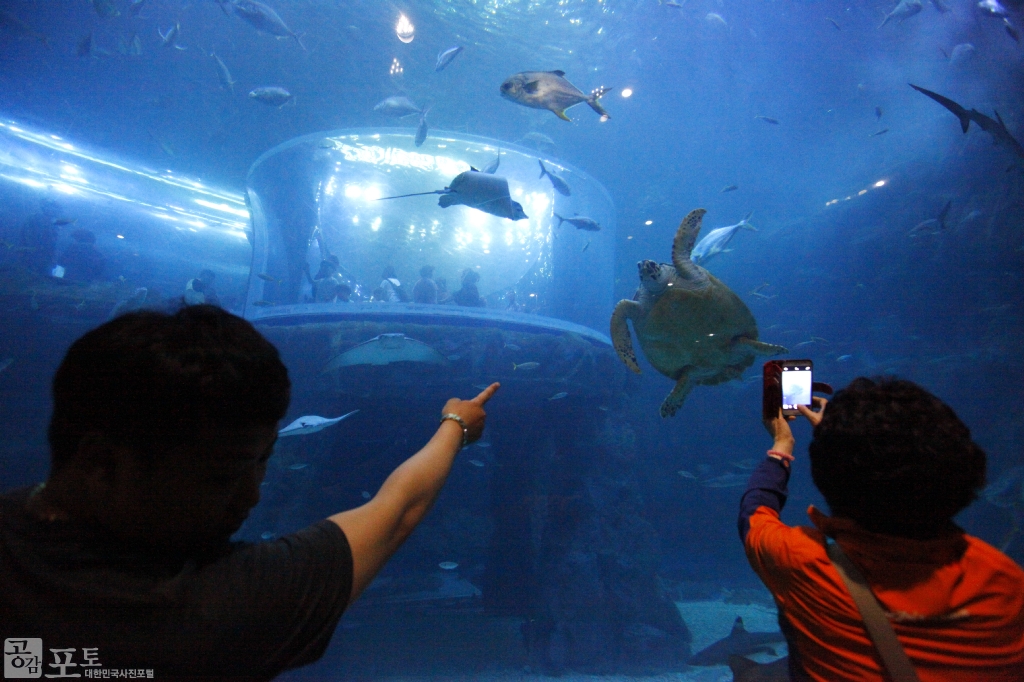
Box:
323;333;448;372
688;617;786;666
377;169;528;221
278;410;359;437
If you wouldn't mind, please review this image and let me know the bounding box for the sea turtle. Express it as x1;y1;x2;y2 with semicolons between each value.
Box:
611;209;786;417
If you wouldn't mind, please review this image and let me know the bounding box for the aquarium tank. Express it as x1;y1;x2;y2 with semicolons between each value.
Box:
0;0;1021;680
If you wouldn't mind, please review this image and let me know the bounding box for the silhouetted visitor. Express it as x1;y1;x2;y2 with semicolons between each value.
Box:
336;282;352;303
378;265;408;302
435;277;450;304
60;229;105;283
505;290;523;312
412;265;438;304
184;269;220;306
742;377;1024;679
452;269;485;307
0;305;499;678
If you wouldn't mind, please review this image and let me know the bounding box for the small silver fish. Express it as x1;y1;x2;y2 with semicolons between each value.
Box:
374;96;421;117
158;23;186;50
836;354;853;362
435;45;463;72
476;441;492;448
438;561;459;570
249;87;293;106
582;241;590;253
513;361;540;371
260;531;275;540
503;343;522;352
678;470;697;479
288;463;308;470
538;160;571;196
554;214;600;231
211;51;236;93
482;152;500;174
870;128;889;137
257;273;280;283
721;185;739;193
755;115;780;125
548;392;568;400
414;107;430;147
468;459;485;467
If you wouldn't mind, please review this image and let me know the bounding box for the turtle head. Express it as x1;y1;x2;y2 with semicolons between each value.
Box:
638;260;673;294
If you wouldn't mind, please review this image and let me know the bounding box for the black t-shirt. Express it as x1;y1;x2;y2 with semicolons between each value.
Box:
0;487;353;681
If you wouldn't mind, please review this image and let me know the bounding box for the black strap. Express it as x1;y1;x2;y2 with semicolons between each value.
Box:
826;541;921;682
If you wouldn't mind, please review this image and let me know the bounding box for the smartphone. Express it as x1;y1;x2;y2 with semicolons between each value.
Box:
780;359;814;416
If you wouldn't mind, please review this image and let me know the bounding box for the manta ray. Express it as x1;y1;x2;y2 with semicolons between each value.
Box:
322;333;448;372
377;169;528;221
688;617;787;666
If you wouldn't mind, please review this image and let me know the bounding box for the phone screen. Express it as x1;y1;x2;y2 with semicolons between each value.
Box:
781;364;813;411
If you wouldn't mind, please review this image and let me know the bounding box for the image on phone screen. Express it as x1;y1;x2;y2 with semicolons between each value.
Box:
781;364;812;411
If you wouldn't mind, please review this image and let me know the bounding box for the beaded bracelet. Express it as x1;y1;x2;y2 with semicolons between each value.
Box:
767;449;795;467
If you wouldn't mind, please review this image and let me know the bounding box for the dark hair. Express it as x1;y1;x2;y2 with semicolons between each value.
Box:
809;377;985;539
48;305;290;470
420;265;434;278
382;264;396;279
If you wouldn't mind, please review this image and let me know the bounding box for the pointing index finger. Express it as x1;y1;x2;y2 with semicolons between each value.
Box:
470;382;501;405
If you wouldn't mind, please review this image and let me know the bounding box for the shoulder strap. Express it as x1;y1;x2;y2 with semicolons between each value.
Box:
826;541;921;682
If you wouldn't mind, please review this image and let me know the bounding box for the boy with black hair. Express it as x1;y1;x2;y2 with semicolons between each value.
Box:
740;377;1024;680
0;304;498;680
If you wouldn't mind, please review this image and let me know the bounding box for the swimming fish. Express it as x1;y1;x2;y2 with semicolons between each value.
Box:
553;213;601;231
689;618;787;666
516;131;557;150
875;106;883;120
836;354;853;362
826;17;841;30
879;0;923;28
548;392;568;400
911;85;1024;162
705;12;728;27
728;655;790;682
468;459;485;467
500;70;611;122
377;170;528;221
690;211;756;264
908;199;952;237
288;463;308;470
721;185;739;193
755;115;780;125
513;362;540;371
249;87;293;106
870;128;889;137
700;472;750;488
977;0;1008;17
373;96;422;117
438;561;459;570
211;51;236;93
503;343;521;352
108;287;149;320
230;0;306;50
414;106;430;147
129;0;147;17
323;334;448;370
948;43;976;67
278;410;359;437
251;300;275;307
257;273;281;283
158;23;186;50
678;470;697;479
538;160;571;196
435;45;463;72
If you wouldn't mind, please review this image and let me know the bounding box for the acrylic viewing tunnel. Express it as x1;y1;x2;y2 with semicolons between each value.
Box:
243;128;616;337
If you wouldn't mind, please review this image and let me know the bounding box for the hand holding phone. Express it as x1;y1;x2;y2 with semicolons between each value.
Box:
780;360;813;416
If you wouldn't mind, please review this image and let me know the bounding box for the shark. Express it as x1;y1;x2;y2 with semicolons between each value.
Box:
278;410;359;437
687;617;787;666
322;334;449;372
908;199;952;237
690;212;757;265
377;169;528;221
910;84;1024;163
729;655;790;682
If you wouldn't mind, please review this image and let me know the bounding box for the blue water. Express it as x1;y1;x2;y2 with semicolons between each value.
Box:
1;0;1022;679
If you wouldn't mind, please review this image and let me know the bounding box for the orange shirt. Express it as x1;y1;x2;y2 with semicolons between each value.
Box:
745;505;1024;681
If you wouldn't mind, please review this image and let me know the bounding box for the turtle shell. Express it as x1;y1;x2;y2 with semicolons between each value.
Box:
633;273;760;385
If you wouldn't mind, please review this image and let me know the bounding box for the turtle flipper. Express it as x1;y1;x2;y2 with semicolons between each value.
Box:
610;300;643;374
660;372;693;417
737;338;787;355
672;209;709;282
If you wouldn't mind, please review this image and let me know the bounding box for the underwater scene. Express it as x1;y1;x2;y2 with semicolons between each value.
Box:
0;0;1022;680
